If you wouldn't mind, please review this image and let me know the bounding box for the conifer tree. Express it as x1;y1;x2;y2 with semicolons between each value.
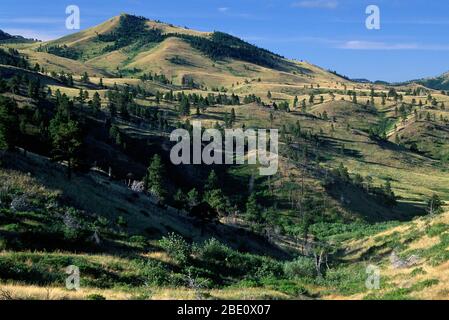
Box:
92;92;101;114
145;154;166;201
246;193;260;223
0;96;19;151
49;112;82;180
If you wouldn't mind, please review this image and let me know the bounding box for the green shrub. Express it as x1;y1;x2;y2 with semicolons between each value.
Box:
426;223;449;237
86;294;106;300
2;223;21;232
129;235;147;248
0;254;64;285
234;278;260;288
283;257;316;279
139;259;170;286
410;267;426;276
260;278;309;297
0;238;7;250
365;288;412;300
94;216;109;229
193;238;282;282
318;265;367;296
254;258;284;279
159;233;191;266
411;279;439;291
194;238;231;262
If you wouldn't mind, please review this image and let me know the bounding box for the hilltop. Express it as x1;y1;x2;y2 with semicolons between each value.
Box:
19;14;347;90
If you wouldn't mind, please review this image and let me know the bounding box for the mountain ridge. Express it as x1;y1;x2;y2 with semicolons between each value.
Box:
27;14;346;88
411;71;449;91
4;14;448;87
0;29;37;43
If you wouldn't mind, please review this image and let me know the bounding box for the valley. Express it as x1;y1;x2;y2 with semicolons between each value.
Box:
0;13;448;300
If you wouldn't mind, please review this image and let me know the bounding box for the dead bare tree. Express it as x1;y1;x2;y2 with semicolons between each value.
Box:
185;269;210;300
312;243;332;278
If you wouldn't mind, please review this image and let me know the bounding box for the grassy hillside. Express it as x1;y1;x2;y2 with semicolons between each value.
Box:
2;152;448;300
0;13;448;300
0;152;306;300
325;210;449;300
31;14;346;90
412;72;449;91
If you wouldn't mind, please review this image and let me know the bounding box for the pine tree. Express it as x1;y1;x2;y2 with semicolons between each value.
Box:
383;180;397;206
204;188;228;214
81;72;90;83
179;97;190;116
78;88;85;104
174;189;187;208
224;112;230;128
49;115;82;180
145;154;166;201
301;99;307;113
116;216;127;229
352;92;357;104
108;102;117;118
230;108;236;125
0;96;19;151
115;132;123;146
309;94;315;105
246;193;260;223
205;170;219;191
92;92;101;114
269;112;274;126
67;74;74;86
427;194;443;215
187;188;200;208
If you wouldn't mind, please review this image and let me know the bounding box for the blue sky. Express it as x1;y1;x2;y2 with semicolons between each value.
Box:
1;0;448;82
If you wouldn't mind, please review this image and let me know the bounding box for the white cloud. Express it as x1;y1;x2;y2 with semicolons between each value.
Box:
338;41;449;51
239;35;449;51
218;7;229;13
339;41;418;50
292;0;338;9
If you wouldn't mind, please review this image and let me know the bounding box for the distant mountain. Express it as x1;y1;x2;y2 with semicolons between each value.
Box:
351;78;372;84
0;29;37;43
409;71;449;91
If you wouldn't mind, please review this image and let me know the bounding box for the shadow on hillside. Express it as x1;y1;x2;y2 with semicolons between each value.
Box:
4;151;291;260
327;181;425;223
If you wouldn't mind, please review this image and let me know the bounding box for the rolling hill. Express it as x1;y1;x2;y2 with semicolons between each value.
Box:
0;13;448;300
408;71;449;91
20;14;347;91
